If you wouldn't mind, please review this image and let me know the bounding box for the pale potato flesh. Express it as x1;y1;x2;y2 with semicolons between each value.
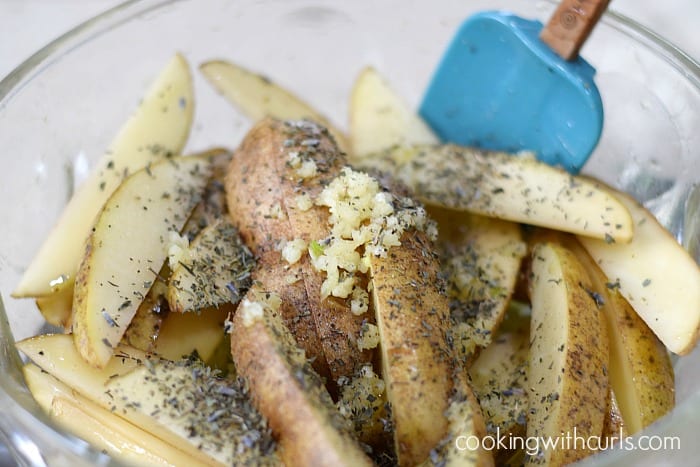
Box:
200;60;348;152
23;363;207;467
349;66;439;159
527;243;609;466
152;306;229;362
13;54;194;298
578;187;700;355
360;145;633;242
72;155;213;368
35;283;73;329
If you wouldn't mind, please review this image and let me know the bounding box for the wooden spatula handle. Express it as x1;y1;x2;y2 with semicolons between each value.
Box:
540;0;611;60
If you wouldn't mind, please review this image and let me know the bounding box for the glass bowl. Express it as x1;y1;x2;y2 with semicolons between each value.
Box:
0;0;698;465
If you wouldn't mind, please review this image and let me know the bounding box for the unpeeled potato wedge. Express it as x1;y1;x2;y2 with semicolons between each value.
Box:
369;232;452;465
200;60;348;152
23;363;208;467
72;154;214;368
360;145;633;242
423;371;494;467
349;66;439;159
14;54;194;298
527;243;609;466
230;288;372;467
565;236;674;434
578;187;700;355
431;206;527;361
167;218;253;313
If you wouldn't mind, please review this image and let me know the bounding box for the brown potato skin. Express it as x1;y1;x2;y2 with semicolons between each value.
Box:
230;290;372;467
370;232;452;465
225;118;372;386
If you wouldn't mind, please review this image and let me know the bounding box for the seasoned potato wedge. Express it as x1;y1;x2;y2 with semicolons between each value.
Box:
23;363;208;467
360;145;633;242
431;206;526;361
469;329;528;451
565;236;674;433
200;60;348;152
73;154;215;368
225;118;371;383
167;218;253;313
19;334;276;466
578;186;700;355
369;232;452;465
526;243;609;466
230;288;372;467
123;275;169;352
14;54;194;298
422;371;494;467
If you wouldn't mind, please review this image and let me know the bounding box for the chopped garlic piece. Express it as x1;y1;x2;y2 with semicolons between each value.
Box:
167;231;190;269
282;238;307;264
240;299;265;327
296;159;318;179
294;194;313;211
358;322;380;350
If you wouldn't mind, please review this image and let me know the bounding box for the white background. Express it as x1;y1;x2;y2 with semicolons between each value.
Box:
0;0;698;82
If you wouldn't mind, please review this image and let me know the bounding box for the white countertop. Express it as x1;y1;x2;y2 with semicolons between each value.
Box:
0;0;698;82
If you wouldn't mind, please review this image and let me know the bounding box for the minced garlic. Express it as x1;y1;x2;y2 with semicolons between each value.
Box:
357;322;380;350
281;239;307;264
167;231;191;269
310;166;435;300
240;299;265;327
294;194;313;211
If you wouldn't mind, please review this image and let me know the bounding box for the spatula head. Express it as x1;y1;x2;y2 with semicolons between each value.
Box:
420;11;603;173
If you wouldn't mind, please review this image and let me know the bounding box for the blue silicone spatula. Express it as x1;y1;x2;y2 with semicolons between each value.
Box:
419;0;611;173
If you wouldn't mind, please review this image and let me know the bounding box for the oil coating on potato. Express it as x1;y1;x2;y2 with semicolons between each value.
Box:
225;118;373;386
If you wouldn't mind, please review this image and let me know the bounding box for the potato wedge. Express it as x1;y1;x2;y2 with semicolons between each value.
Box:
431;206;526;361
469;329;528;452
422;371;494;467
526;243;609;466
369;231;452;465
19;334;277;466
105;358;279;466
225;118;371;383
167;218;253;313
72;154;214;368
123;276;169;352
152;305;230;362
230;288;372;467
200;60;348;152
565;236;674;433
578;187;700;355
336;364;391;453
14;54;194;298
349;66;439;159
23;363;208;467
35;283;74;330
359;145;633;242
16;334;145;398
602;389;627;442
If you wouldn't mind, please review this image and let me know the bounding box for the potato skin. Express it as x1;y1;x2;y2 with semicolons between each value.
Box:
230;290;372;467
370;232;452;465
225;118;372;386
